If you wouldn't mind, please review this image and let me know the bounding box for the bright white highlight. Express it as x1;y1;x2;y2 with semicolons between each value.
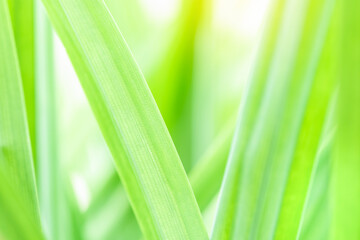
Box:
214;0;272;37
71;173;91;212
140;0;180;21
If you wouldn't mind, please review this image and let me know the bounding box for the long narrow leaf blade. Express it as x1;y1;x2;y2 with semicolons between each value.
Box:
190;119;235;211
274;2;335;236
84;118;235;239
85;118;234;240
0;170;43;239
211;0;335;238
210;0;288;236
297;116;335;239
0;0;42;237
35;1;61;239
333;0;360;238
149;0;204;167
7;0;36;160
40;0;208;239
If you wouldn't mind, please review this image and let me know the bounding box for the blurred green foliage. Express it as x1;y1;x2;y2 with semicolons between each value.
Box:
0;0;359;239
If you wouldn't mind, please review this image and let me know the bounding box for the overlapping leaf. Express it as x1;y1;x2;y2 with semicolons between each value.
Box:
0;0;43;238
211;0;336;238
40;0;207;239
7;0;36;159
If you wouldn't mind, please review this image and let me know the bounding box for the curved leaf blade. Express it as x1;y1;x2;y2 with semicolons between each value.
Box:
40;0;208;239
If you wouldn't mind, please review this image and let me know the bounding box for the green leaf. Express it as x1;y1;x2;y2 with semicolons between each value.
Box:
34;1;62;239
40;0;208;239
189;118;235;212
297;116;334;239
7;0;36;161
211;0;336;238
84;118;235;239
274;2;336;237
210;0;289;236
332;0;360;238
0;0;42;237
0;170;43;240
148;0;205;167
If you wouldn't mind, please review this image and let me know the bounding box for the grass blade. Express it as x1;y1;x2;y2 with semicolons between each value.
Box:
35;0;61;239
40;0;208;238
297;117;334;239
190;118;235;212
273;2;335;236
332;0;360;238
211;0;335;238
210;0;288;236
85;117;235;238
7;0;36;160
0;170;44;240
0;0;42;237
149;0;205;167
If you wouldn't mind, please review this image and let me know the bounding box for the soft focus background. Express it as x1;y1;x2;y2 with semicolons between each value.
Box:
3;0;360;239
47;0;272;238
